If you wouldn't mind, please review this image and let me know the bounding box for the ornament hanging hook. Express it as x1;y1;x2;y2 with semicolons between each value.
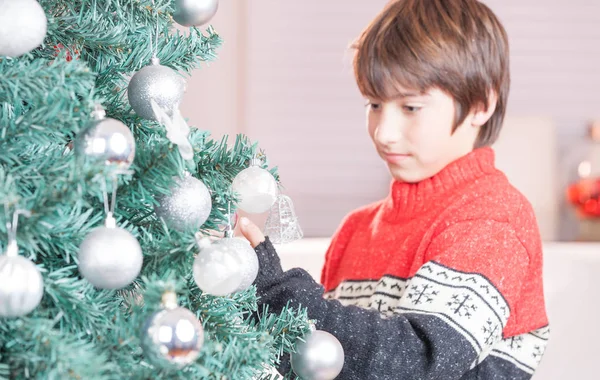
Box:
150;0;160;60
101;175;119;228
3;204;31;257
224;201;235;238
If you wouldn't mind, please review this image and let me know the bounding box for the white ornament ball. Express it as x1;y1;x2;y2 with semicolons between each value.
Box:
291;330;345;380
74;116;136;171
173;0;219;27
142;306;205;367
215;237;258;292
155;174;212;231
193;240;243;296
0;255;44;317
78;226;143;289
127;58;186;121
232;166;278;214
0;0;48;58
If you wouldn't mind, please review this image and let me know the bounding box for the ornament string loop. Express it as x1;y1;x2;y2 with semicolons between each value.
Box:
150;0;160;59
3;204;31;257
101;175;119;228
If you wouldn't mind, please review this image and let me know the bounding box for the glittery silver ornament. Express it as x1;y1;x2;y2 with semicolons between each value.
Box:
75;106;136;171
291;329;345;380
127;57;186;121
173;0;219;27
0;242;44;318
155;173;212;231
142;292;204;367
265;194;303;244
215;236;258;292
232;161;278;214
0;0;48;58
193;238;243;296
78;217;143;290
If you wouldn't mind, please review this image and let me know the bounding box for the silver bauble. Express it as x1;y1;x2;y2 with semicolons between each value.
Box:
0;254;44;318
155;174;212;231
78;226;143;290
0;0;48;57
291;330;345;380
173;0;219;27
215;237;258;292
232;166;278;214
127;58;186;121
75;111;136;171
142;306;204;367
193;240;243;296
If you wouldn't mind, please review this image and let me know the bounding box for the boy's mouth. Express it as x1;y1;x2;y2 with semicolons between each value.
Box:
383;152;411;165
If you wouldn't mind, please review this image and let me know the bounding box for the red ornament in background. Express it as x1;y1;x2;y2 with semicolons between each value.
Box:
53;44;80;61
565;120;600;240
566;178;600;218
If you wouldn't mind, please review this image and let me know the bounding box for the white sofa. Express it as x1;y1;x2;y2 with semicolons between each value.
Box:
276;240;599;380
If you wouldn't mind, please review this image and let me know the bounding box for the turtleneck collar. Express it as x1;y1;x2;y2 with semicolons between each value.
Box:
381;147;498;222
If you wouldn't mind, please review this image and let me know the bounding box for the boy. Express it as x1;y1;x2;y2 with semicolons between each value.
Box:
241;0;550;378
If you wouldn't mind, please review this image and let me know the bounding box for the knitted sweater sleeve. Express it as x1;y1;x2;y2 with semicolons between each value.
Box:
253;220;530;380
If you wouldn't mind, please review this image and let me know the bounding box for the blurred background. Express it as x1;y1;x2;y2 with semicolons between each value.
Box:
179;2;600;378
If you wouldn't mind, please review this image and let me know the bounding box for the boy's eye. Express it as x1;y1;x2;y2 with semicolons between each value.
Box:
367;102;381;110
403;105;421;113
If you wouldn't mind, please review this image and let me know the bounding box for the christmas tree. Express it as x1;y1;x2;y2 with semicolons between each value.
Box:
0;0;310;378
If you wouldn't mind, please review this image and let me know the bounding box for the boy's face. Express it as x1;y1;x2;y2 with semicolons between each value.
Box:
366;87;482;183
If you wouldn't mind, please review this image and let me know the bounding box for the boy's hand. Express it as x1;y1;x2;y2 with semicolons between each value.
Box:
239;217;266;248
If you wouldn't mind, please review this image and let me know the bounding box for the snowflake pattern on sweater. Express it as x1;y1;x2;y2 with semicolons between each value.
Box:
324;262;550;376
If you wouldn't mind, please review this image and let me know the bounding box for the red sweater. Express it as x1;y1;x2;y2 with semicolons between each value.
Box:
321;147;548;338
252;147;550;379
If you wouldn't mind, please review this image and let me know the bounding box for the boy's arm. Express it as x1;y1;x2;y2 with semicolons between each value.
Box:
252;220;534;380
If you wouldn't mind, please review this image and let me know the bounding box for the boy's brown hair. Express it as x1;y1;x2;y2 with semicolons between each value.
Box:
353;0;510;148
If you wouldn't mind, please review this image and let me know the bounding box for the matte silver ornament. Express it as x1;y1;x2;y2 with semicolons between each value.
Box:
291;330;345;380
215;236;258;292
0;243;44;318
0;0;48;57
173;0;219;27
127;58;186;120
193;238;243;296
78;218;143;290
75;106;136;171
155;173;212;231
142;305;204;367
232;165;278;214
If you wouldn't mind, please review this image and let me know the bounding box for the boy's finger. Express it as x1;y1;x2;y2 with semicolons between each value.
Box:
239;217;265;248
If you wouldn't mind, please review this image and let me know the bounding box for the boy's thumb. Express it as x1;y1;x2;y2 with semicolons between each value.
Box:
239;217;265;248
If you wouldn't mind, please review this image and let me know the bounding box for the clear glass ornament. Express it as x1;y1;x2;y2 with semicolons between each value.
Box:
141;291;204;368
265;194;303;244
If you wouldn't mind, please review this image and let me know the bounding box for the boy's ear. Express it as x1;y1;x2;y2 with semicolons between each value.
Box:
470;90;498;128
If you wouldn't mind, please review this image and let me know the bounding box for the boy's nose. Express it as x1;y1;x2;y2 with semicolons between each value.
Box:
374;119;404;146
